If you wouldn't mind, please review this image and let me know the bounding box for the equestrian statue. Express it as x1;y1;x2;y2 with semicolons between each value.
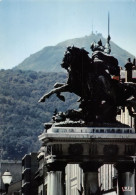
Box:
39;37;136;125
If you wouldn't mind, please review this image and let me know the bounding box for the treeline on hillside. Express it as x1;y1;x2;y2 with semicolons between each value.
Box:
0;70;79;159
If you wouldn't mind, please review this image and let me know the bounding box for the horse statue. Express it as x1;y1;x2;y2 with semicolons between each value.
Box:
39;45;136;124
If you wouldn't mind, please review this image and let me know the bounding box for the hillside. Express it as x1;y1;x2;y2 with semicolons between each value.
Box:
0;70;78;159
14;33;134;72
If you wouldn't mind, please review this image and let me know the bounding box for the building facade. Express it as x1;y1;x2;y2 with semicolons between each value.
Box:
22;153;38;195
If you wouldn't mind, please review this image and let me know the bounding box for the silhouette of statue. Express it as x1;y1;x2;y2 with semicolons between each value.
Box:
39;45;136;124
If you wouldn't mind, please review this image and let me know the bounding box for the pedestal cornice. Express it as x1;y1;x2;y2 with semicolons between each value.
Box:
39;126;136;164
39;126;136;144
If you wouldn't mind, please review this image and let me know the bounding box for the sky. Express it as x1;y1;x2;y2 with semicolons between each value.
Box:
0;0;136;69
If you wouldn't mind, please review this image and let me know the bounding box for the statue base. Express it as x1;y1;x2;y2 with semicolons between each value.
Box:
39;125;136;195
39;124;136;163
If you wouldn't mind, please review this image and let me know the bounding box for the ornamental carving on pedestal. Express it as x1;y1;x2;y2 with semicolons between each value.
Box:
103;145;118;157
68;144;83;155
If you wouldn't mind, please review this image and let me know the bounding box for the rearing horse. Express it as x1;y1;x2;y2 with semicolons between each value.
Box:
39;46;93;101
39;46;120;122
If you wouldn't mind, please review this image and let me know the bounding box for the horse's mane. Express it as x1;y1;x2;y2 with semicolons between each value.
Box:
61;46;91;71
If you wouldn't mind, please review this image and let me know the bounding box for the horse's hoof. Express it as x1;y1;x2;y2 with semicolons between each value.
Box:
77;97;81;102
38;98;45;102
60;96;65;102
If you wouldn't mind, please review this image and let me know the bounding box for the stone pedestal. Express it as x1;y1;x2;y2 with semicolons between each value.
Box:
39;126;136;195
115;162;135;195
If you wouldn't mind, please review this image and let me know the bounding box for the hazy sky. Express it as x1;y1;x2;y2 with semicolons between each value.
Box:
0;0;136;69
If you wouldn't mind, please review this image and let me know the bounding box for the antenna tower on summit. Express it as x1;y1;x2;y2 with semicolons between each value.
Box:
91;19;94;34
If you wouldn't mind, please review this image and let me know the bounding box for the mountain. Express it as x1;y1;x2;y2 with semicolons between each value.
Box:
14;33;134;72
0;70;78;160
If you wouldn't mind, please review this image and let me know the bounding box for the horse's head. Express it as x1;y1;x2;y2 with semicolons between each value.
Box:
61;46;90;71
61;46;73;70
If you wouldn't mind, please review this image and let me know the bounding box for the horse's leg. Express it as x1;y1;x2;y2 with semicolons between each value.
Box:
56;92;65;102
54;83;65;88
38;84;69;102
54;83;66;101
